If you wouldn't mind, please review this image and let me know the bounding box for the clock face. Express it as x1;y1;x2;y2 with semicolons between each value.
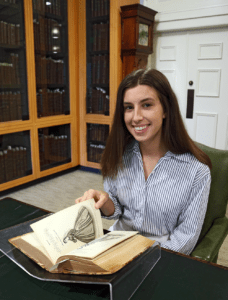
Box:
138;24;149;46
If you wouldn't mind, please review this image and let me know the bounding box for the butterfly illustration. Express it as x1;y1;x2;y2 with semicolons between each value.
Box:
63;206;95;244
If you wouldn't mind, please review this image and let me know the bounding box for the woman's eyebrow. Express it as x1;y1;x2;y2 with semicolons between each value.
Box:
123;98;153;105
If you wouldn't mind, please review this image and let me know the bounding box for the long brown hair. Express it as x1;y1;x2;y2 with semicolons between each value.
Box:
100;69;212;179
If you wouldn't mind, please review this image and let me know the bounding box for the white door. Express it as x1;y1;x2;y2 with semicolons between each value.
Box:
186;28;228;150
152;27;228;150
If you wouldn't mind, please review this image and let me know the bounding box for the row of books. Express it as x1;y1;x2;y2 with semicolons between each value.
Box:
91;0;109;17
32;0;62;16
2;0;17;3
33;17;61;53
87;143;105;163
0;21;20;46
39;134;68;166
87;88;109;115
92;23;109;52
87;123;109;142
35;56;64;85
0;92;22;122
37;89;66;117
0;146;27;184
92;55;109;85
0;53;20;85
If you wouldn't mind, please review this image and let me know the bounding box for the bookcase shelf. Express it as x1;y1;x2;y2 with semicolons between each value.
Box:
79;0;135;168
0;0;138;191
0;0;79;192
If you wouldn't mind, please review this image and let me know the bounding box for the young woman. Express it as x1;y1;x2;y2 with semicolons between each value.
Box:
76;69;212;255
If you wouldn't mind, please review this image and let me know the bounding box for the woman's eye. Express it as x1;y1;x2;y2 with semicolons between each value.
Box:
144;103;151;108
124;106;132;110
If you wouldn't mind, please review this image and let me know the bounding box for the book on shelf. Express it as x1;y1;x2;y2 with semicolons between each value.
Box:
92;23;109;52
9;198;155;275
91;0;109;17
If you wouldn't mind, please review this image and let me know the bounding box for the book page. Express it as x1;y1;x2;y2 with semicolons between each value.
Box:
66;231;138;259
21;232;53;262
30;199;103;264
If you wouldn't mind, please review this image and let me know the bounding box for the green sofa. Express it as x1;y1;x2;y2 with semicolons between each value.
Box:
191;143;228;263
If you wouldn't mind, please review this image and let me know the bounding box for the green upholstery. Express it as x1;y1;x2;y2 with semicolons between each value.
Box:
191;142;228;263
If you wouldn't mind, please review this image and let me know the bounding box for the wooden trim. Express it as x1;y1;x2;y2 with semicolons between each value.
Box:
79;0;87;166
119;0;140;6
39;162;73;178
24;0;37;124
0;174;36;192
30;123;40;177
68;0;79;167
110;0;122;121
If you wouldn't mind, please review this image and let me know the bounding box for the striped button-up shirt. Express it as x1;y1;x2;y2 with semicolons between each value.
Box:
103;139;211;255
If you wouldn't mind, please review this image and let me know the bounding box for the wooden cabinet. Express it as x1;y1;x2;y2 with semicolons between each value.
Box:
0;0;79;191
0;0;140;191
79;0;139;169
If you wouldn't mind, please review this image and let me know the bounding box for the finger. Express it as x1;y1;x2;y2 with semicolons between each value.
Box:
75;197;82;204
94;191;107;209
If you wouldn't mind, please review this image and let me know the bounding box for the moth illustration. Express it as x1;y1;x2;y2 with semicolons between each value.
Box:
63;206;95;244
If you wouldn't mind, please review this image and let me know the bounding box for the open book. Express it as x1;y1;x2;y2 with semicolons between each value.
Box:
9;199;155;275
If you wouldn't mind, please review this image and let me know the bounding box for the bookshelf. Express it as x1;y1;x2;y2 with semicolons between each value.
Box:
79;0;139;169
0;0;79;192
0;0;140;192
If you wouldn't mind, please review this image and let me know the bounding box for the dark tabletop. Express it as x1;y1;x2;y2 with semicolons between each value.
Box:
1;197;228;300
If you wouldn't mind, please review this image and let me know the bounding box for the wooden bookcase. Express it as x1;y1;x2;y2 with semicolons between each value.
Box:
0;0;140;192
0;0;79;192
79;0;140;169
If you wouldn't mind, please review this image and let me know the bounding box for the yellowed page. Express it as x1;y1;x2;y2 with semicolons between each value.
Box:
30;199;103;264
66;231;138;259
21;232;54;262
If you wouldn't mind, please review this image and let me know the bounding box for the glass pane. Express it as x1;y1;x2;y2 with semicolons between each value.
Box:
38;124;71;171
0;0;29;122
87;123;109;163
32;0;69;118
0;131;32;183
86;0;110;115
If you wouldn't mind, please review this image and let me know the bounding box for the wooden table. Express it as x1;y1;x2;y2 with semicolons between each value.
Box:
1;197;228;300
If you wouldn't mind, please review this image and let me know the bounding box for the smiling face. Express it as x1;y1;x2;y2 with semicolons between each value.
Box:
123;84;166;151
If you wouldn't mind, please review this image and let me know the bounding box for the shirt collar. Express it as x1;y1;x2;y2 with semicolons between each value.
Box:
128;139;192;163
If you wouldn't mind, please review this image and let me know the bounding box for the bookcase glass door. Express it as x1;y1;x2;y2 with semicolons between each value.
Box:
86;0;110;115
87;123;109;163
32;0;70;118
0;131;32;184
0;0;29;123
38;124;71;171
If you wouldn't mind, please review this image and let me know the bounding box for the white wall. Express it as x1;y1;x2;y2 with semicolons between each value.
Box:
142;0;228;31
143;0;228;14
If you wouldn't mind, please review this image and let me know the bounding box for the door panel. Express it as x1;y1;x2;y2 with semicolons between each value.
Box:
186;28;228;150
153;28;228;150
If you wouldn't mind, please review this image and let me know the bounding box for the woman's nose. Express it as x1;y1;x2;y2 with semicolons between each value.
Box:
132;108;143;121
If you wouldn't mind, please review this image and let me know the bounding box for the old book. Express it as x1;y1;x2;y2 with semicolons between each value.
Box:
9;199;154;275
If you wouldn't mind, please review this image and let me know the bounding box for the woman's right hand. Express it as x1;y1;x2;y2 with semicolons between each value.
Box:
75;189;115;216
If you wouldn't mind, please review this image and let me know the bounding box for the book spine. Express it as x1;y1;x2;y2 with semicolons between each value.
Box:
0;93;2;122
93;24;97;52
17;92;22;120
0;21;4;44
3;150;9;182
5;92;10;121
15;54;20;84
9;92;13;121
0;151;5;183
3;22;7;45
7;23;11;45
22;147;27;176
7;146;14;181
11;23;16;45
97;55;101;84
